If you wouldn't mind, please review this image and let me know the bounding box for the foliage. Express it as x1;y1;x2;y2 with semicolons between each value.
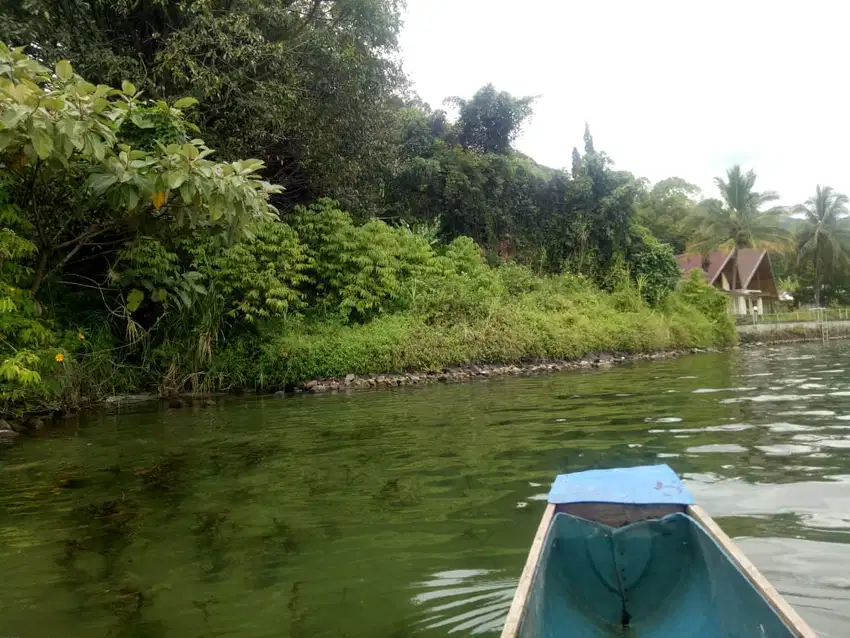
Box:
688;165;787;253
0;176;52;403
0;0;405;214
191;222;309;322
670;269;735;345
388;108;647;284
0;33;743;416
412;236;505;320
626;227;681;306
636;177;700;253
251;274;735;385
447;84;535;155
290;198;434;320
0;46;280;296
793;185;850;306
0;48;284;409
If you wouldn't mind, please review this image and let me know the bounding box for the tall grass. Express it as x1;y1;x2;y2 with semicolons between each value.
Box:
212;273;736;387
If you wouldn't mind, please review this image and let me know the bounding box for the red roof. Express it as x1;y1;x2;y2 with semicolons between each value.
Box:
675;251;732;284
675;248;769;289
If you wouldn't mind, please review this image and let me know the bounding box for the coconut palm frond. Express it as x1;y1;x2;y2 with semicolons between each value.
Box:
794;184;850;304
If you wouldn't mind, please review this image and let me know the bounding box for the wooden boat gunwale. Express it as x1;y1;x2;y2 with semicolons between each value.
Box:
501;499;817;638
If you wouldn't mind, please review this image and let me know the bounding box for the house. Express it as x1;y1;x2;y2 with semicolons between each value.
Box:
675;248;779;315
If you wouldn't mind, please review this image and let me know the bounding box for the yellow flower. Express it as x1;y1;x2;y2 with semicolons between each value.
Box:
55;353;65;363
78;332;85;340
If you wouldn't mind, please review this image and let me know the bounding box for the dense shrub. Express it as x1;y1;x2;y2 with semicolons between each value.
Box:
0;48;738;415
222;270;736;388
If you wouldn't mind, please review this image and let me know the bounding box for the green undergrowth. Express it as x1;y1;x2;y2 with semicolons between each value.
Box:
213;271;736;388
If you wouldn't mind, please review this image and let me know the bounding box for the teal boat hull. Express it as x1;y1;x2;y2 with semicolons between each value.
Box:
502;466;814;637
519;511;795;637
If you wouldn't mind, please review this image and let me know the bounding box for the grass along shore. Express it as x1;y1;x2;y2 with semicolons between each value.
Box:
207;270;737;392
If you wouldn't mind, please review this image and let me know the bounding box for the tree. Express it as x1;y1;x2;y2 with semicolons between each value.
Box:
583;122;595;154
793;185;850;306
688;165;787;289
0;0;405;214
571;147;582;178
0;46;287;401
447;84;535;155
636;177;701;253
0;46;280;296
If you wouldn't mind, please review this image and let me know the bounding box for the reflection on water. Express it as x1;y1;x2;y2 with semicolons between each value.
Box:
2;343;850;636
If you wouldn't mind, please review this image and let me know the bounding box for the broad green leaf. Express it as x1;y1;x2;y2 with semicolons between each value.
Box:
0;106;26;129
0;131;14;152
181;143;200;160
130;112;156;129
209;199;225;221
90;137;106;161
167;171;186;189
85;172;117;193
124;188;140;210
55;60;73;81
31;127;53;159
178;289;192;309
173;97;199;109
126;289;144;312
121;80;136;96
179;183;194;203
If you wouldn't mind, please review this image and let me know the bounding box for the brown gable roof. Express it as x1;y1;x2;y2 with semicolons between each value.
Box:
675;251;733;285
736;248;767;289
675;248;773;290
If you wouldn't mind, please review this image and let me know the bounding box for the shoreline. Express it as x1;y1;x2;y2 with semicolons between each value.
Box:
290;348;710;394
289;331;850;396
4;333;848;443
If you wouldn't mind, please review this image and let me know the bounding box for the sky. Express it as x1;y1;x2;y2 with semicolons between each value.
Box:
399;0;850;206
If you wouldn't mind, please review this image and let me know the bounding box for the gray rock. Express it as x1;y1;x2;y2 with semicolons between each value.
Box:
344;373;355;384
0;419;12;431
305;379;318;390
105;394;158;405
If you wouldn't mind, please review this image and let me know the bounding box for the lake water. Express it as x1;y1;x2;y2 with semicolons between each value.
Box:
2;343;850;637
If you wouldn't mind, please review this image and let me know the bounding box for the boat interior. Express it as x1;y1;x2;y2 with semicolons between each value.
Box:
518;509;796;638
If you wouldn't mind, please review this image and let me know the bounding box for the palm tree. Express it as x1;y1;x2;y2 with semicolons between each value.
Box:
687;165;788;290
793;185;850;306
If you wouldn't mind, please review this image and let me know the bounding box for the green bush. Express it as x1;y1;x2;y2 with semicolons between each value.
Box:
290;199;435;320
627;227;682;306
240;271;737;388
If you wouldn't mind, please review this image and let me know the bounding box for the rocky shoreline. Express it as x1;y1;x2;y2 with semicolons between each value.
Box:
1;348;714;443
11;337;845;443
289;348;715;395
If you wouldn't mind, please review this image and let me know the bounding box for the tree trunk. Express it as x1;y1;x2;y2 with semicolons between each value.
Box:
814;243;822;307
30;250;49;295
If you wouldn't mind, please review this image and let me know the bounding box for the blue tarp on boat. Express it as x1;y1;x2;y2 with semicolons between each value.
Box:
519;511;795;638
548;464;694;506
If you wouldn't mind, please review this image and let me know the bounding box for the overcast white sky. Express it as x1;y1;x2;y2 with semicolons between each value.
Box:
399;0;849;205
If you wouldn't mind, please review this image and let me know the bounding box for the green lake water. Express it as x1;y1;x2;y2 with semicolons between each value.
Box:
3;342;850;637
